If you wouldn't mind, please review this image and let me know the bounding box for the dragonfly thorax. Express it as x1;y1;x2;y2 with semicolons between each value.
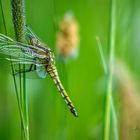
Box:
44;46;55;66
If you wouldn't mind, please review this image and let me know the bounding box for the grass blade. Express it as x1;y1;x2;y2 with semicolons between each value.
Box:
104;0;118;140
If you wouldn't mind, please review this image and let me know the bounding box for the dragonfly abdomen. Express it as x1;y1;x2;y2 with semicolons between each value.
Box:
54;77;78;117
47;65;78;117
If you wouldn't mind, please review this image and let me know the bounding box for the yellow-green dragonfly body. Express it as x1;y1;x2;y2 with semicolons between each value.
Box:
0;26;78;117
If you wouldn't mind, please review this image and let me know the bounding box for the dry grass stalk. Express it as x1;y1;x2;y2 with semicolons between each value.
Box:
114;60;140;140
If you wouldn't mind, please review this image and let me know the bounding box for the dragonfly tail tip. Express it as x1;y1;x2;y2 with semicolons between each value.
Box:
71;108;78;117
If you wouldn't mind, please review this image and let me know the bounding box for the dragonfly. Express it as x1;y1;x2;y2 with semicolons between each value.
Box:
0;26;78;117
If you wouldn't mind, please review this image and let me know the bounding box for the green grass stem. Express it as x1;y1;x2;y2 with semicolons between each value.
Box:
110;96;118;140
10;0;29;139
96;36;108;75
103;0;117;140
96;4;118;139
0;0;27;139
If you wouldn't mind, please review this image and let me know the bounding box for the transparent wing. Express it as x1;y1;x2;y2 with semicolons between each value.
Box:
6;58;37;65
0;34;46;62
35;59;48;78
0;57;47;79
25;25;40;41
0;34;48;79
36;65;48;78
0;34;44;52
25;25;45;48
12;60;47;79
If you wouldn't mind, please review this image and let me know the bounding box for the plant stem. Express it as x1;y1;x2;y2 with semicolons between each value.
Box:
110;97;118;140
10;0;29;139
104;0;116;140
0;1;26;139
96;36;108;75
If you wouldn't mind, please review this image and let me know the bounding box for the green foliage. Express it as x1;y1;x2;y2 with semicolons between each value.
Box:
0;0;140;140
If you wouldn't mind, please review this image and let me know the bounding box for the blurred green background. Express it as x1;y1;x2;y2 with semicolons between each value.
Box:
0;0;140;140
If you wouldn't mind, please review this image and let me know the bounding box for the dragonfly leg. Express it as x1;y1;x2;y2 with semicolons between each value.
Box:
13;64;36;75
